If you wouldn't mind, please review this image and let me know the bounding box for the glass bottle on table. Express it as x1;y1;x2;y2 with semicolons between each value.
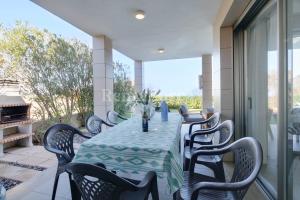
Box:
142;111;148;132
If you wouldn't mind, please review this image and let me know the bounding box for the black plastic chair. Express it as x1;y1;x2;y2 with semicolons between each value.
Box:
175;137;263;200
183;120;234;181
85;114;114;135
43;124;91;200
107;110;128;125
67;163;159;200
184;112;221;148
179;104;203;124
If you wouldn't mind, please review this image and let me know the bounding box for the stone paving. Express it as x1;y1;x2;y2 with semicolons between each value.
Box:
0;146;56;185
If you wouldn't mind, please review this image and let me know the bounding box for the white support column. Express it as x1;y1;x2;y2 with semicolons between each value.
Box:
202;54;213;112
220;27;234;121
134;60;144;93
0;129;3;157
93;36;114;119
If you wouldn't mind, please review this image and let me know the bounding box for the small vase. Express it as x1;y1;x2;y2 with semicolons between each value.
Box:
142;111;148;132
142;117;148;132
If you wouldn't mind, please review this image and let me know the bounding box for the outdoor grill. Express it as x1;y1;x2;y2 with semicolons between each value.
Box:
0;80;31;124
0;104;31;124
0;80;33;157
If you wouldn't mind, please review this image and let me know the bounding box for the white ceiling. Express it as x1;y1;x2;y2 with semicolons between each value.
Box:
31;0;223;61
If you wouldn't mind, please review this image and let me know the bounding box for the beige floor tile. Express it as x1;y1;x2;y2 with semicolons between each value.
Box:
32;172;71;199
18;156;50;166
0;153;25;162
4;147;33;155
39;158;57;168
19;191;68;200
11;169;41;182
0;164;24;179
4;147;23;153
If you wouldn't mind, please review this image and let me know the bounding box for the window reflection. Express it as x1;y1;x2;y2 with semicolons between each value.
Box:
287;35;300;199
245;6;278;195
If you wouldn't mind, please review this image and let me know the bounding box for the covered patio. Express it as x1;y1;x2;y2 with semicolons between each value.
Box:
0;0;280;200
30;0;233;120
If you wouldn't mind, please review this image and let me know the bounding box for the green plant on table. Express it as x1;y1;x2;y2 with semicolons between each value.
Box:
136;89;160;118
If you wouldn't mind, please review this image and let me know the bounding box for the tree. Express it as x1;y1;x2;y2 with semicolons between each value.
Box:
0;22;93;122
113;62;135;115
0;22;135;122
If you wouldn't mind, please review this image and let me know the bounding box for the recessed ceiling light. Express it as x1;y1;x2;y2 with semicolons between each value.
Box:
135;10;145;20
158;48;165;53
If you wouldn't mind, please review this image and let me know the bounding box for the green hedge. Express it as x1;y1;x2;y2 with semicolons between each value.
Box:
153;96;202;110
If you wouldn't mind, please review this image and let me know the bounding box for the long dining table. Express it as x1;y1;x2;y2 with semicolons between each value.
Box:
73;112;184;198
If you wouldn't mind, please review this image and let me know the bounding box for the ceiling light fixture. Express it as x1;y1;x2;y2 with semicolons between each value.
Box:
158;48;165;54
135;10;145;20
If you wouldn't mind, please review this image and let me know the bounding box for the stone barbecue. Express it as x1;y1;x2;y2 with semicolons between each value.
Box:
0;80;33;157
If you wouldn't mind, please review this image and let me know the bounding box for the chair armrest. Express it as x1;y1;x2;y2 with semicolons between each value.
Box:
102;120;114;127
194;142;228;151
118;114;128;120
191;181;247;200
189;147;230;172
136;171;157;188
191;146;229;157
45;146;72;162
77;131;92;139
188;120;208;135
288;127;296;134
93;162;106;169
124;178;141;185
189;129;217;148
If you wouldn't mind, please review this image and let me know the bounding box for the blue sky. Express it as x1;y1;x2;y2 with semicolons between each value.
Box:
0;0;202;96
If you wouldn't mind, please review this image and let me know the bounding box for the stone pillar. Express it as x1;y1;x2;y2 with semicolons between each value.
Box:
93;36;114;119
202;54;213;112
220;27;234;121
134;60;144;93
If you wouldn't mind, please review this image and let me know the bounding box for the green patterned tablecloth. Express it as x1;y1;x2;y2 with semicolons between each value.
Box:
73;113;183;193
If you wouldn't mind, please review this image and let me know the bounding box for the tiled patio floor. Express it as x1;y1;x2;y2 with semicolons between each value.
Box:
7;166;71;200
0;146;56;185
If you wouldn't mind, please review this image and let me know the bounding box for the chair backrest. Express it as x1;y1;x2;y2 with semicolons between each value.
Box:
86;115;104;135
206;112;221;129
216;120;234;145
179;104;189;117
107;111;120;125
190;120;233;149
230;137;263;199
43;124;79;164
67;163;138;200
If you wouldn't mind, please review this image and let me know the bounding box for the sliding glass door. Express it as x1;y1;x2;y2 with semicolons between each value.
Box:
286;0;300;199
245;4;278;197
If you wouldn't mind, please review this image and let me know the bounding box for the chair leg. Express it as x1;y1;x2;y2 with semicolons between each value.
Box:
214;162;225;182
183;157;189;171
68;173;81;200
194;161;225;182
204;161;225;182
184;139;189;148
151;176;159;200
51;173;60;200
173;190;179;200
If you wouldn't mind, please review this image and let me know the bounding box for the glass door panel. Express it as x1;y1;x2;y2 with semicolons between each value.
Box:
245;6;278;196
287;0;300;199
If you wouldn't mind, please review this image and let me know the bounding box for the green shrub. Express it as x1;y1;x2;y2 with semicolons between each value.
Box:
33;117;71;144
153;96;202;110
113;62;135;115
